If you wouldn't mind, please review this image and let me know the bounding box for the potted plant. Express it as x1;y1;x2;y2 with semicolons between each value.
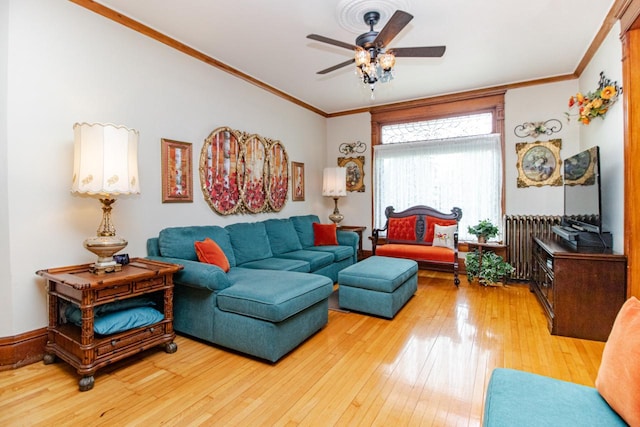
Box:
466;250;515;286
468;219;499;243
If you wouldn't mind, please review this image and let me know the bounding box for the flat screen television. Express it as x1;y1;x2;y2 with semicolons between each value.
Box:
563;146;602;233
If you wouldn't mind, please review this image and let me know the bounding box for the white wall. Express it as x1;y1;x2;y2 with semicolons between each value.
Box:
4;1;326;335
577;22;624;252
325;113;372;248
0;1;11;337
504;80;581;215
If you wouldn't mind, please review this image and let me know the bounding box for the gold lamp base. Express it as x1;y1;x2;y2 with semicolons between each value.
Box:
328;197;344;225
83;198;127;275
84;235;127;274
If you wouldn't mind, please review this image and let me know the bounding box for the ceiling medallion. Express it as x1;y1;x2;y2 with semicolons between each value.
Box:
336;0;410;33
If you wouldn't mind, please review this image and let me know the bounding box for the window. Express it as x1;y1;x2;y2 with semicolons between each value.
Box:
371;93;505;241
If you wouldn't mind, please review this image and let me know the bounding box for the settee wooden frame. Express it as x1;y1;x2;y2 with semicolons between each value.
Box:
372;205;463;285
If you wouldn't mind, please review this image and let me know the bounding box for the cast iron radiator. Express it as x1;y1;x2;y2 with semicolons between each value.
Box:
503;215;562;281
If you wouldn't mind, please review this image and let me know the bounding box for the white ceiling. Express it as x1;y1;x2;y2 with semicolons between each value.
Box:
95;0;615;115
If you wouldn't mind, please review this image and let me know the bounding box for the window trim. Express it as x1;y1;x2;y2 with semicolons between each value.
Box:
370;89;507;225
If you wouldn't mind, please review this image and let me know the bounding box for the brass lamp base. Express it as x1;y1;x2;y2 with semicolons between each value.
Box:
328;197;344;225
84;235;127;275
83;198;127;275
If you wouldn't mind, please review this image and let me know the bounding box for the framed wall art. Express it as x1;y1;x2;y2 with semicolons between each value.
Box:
291;162;305;201
200;127;242;215
338;156;365;192
515;139;563;188
268;141;289;209
161;138;193;203
199;126;289;215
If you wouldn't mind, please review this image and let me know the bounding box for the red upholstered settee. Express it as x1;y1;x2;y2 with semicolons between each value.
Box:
372;205;463;286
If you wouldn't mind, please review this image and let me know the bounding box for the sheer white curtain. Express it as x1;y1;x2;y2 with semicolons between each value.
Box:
373;134;502;241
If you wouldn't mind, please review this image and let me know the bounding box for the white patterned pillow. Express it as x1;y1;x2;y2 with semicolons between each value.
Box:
433;224;457;250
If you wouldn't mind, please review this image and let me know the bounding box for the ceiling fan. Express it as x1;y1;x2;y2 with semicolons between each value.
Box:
307;10;446;89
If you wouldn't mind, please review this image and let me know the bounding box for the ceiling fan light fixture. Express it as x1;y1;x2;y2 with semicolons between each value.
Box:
354;48;370;67
378;52;395;71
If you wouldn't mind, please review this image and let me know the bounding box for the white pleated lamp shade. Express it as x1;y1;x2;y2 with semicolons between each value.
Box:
322;167;347;197
72;122;140;196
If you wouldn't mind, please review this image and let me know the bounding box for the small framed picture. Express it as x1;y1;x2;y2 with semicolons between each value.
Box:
338;156;365;192
292;161;305;201
161;138;193;203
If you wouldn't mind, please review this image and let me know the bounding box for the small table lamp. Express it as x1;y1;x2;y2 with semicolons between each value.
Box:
71;122;140;274
322;167;347;224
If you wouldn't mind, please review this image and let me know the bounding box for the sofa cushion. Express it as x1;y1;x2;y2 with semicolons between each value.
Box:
307;245;353;262
237;257;310;273
484;368;626;426
263;219;303;255
595;296;640;427
376;244;455;263
218;269;333;323
424;216;457;243
433;224;457;250
226;222;273;265
195;238;231;272
387;215;417;241
65;296;157;324
313;222;338;246
158;226;236;267
277;250;334;271
290;215;321;248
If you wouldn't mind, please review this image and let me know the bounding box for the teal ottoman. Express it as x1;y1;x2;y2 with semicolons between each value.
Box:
338;256;418;318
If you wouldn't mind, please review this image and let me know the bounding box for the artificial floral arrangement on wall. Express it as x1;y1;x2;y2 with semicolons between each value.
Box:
199;126;288;215
566;71;622;125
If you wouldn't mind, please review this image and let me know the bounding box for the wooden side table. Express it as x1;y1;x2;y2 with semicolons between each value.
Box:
338;225;366;260
37;258;183;391
466;242;509;285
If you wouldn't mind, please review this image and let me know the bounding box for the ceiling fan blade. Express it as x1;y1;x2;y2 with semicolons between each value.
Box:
317;58;356;75
373;10;413;48
307;34;357;51
391;46;446;57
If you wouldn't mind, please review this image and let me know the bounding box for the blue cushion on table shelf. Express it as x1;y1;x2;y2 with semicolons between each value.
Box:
226;222;274;265
93;307;164;335
65;296;157;325
263;218;303;255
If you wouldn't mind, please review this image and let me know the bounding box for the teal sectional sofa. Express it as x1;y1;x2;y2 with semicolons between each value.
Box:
146;215;358;362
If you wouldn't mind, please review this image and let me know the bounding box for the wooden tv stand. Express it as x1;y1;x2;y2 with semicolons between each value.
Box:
531;236;627;341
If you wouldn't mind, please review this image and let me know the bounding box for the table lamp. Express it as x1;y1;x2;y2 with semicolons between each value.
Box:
71;122;140;274
322;167;347;224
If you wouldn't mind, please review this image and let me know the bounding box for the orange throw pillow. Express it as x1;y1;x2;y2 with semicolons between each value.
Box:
595;296;640;426
387;216;417;241
313;222;338;246
194;238;230;272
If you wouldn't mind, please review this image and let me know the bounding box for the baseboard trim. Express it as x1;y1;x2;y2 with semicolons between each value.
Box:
0;328;47;371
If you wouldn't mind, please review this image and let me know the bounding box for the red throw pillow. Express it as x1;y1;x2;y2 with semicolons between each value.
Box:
595;296;640;426
194;238;230;272
387;216;417;241
313;222;338;246
424;216;457;242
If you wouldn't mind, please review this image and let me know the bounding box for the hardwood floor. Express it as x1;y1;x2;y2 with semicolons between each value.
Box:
0;271;605;426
